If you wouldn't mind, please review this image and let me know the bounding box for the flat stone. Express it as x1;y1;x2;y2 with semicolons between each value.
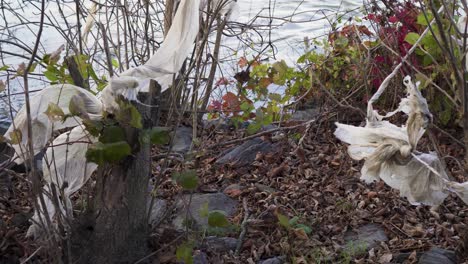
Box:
172;126;193;153
418;247;456;264
0;170;12;199
344;223;388;253
291;108;320;121
216;138;275;166
173;193;238;230
202;118;230;131
202;118;250;131
204;236;238;253
258;256;286;264
148;198;168;228
193;250;209;264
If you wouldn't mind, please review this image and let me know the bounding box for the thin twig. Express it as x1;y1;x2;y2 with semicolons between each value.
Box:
367;6;444;118
20;246;43;264
207;118;316;149
235;198;249;255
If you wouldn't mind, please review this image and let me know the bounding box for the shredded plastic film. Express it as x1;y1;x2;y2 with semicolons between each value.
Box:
334;76;468;207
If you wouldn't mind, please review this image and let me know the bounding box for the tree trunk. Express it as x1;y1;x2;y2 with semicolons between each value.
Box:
164;0;175;37
72;81;160;264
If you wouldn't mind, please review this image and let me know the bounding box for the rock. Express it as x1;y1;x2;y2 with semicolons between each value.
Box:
216;138;275;166
148;198;168;227
172;126;193;153
204;236;238;253
291;108;320;121
0;170;12;198
418;247;456;264
344;223;388;253
193;250;209;264
173;193;238;230
261;124;277;131
202;118;250;131
10;212;32;227
202;118;230;131
258;256;286;264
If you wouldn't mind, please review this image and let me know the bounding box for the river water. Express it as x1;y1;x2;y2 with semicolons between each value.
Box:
0;0;362;127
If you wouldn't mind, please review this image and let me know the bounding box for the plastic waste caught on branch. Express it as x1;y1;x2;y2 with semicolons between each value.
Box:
27;126;98;238
5;0;203;163
102;0;201;107
5;0;206;238
334;76;468;207
4;84;102;164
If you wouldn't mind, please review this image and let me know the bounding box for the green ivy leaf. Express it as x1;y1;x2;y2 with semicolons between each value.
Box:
43;54;51;64
29;62;38;73
83;119;103;137
276;212;290;229
240;101;254;113
149;127;170;145
9;129;22;145
176;241;194;264
116;100;142;128
172;170;198;190
296;224;312;234
272;60;288;73
334;36;349;48
112;58;119;68
86;141;131;165
289;216;300;226
404;32;420;45
44;103;65;122
208;210;229;227
0;65;9;71
74;54;90;79
268;93;282;102
44;69;59;82
246;122;262;135
99;126;126;143
417;12;433;26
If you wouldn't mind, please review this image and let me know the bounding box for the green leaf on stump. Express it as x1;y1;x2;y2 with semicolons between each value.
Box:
149;127;170;145
116;100;142;129
86;141;131;165
99;126;126;143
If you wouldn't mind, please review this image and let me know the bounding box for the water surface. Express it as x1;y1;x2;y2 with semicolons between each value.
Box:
0;0;363;125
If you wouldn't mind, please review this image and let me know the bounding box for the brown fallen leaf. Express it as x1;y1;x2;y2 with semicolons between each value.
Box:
224;188;242;198
402;223;426;238
293;228;309;240
268;163;286;177
379;253;392;263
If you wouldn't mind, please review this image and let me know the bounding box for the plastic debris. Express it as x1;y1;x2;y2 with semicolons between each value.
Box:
335;76;468;207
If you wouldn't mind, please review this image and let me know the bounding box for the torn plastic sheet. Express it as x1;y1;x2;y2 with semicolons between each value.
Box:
335;76;468;207
7;0;207;238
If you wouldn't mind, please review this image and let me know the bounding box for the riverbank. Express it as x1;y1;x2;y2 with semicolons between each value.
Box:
1;111;467;263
